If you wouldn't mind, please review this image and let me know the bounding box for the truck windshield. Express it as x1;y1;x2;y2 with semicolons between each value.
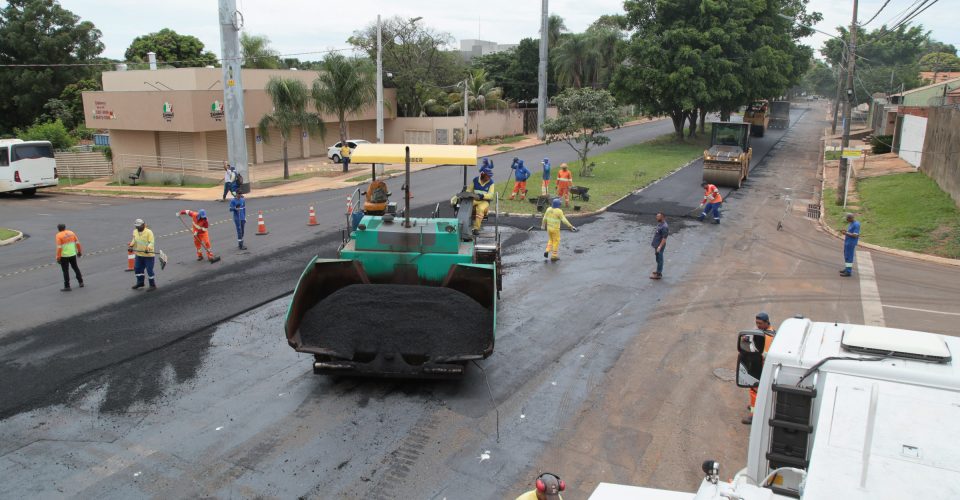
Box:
12;144;54;161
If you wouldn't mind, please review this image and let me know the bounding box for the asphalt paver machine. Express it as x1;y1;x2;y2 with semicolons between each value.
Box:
284;144;502;378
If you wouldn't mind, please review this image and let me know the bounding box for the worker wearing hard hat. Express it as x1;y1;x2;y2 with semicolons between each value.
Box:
698;182;723;223
742;312;776;424
541;198;578;261
480;157;494;172
540;158;552;196
178;209;219;262
129;218;157;291
516;472;565;500
467;168;495;235
556;163;573;207
510;159;532;200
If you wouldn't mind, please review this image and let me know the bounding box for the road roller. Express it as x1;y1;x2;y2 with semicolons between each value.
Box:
702;122;753;188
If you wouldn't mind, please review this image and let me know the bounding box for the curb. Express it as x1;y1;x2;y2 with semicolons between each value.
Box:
0;229;24;246
816;137;960;268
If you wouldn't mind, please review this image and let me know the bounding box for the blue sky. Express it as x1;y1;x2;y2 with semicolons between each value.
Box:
41;0;960;62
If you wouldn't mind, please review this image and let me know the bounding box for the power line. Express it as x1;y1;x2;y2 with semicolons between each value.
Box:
860;0;892;27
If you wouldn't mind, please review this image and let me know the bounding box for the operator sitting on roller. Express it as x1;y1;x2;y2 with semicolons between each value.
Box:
698;181;723;224
467;167;495;235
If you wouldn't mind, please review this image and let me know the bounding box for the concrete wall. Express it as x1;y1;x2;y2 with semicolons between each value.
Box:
102;67;319;92
899;114;927;167
920;107;960;208
384;108;556;145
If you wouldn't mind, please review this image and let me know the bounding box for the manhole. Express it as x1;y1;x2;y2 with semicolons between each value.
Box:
806;203;821;219
713;367;736;382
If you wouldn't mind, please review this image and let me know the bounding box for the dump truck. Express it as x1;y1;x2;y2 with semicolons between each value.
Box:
702;122;752;188
769;101;790;130
589;317;960;499
743;100;770;137
285;144;502;378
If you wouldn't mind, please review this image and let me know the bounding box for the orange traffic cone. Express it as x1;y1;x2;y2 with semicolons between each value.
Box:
125;248;135;271
346;196;353;215
308;206;318;226
256;210;269;235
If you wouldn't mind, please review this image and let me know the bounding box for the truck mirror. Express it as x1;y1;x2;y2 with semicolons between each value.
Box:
736;331;765;388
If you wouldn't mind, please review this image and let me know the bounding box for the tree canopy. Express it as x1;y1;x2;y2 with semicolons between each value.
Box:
312;53;375;162
543;87;622;176
241;33;281;69
0;0;104;134
124;28;217;68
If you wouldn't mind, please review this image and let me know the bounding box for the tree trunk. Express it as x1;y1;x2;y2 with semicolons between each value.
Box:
720;108;732;122
282;138;289;180
686;110;697;138
699;108;707;134
670;111;685;141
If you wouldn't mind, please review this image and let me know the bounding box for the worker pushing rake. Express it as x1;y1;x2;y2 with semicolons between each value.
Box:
177;209;221;263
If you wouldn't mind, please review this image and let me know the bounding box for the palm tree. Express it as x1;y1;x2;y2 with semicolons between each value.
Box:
548;15;568;51
444;69;509;144
258;77;324;179
241;33;280;69
312;53;376;172
587;28;623;88
553;34;599;89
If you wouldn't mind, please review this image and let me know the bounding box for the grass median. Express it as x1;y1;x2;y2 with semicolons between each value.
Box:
0;227;20;240
493;132;708;214
824;173;960;258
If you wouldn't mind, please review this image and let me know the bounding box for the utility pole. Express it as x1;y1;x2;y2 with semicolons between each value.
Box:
463;79;469;144
218;0;249;193
831;51;845;135
376;15;384;144
537;0;548;140
837;0;858;204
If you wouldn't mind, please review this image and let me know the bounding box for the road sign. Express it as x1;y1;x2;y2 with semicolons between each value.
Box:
842;148;863;159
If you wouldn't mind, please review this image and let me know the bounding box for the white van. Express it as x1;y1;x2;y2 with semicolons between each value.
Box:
0;139;59;196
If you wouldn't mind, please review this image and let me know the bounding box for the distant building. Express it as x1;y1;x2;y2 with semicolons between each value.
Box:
919;71;960;84
460;39;518;61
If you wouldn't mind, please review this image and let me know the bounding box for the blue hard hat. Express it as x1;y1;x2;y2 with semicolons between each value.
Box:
480;167;493;176
551;198;561;208
198;209;207;219
756;312;770;323
543;158;549;163
481;158;490;166
518;159;524;167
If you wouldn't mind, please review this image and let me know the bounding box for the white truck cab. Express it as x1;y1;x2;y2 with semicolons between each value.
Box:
590;318;960;499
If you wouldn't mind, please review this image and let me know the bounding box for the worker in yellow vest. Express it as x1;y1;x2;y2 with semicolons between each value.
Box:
55;223;83;291
541;198;578;261
129;218;157;291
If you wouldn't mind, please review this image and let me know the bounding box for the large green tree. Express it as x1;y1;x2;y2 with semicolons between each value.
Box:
552;33;599;89
348;17;465;117
241;33;281;69
124;28;216;68
919;52;960;72
472;38;544;103
40;78;100;130
0;0;104;134
258;77;324;180
543;88;622;177
312;53;375;172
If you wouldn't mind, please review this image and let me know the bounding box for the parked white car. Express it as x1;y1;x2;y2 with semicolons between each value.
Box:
327;139;370;163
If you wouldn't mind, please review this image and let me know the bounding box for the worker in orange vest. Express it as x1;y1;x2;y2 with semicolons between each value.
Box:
555;163;573;207
742;312;776;424
55;223;83;291
698;182;723;223
177;209;219;263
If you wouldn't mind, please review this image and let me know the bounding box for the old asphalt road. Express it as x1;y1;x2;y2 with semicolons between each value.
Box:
4;107;960;497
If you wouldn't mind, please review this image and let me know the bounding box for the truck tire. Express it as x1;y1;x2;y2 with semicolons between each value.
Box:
21;188;37;197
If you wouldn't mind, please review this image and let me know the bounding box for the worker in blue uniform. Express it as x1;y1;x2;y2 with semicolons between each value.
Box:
510;159;531;200
540;158;552;196
230;191;247;250
840;213;860;277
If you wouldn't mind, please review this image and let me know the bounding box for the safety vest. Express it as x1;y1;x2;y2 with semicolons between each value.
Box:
703;184;723;204
471;176;494;200
557;169;573;184
542;207;572;231
130;227;155;257
55;230;81;258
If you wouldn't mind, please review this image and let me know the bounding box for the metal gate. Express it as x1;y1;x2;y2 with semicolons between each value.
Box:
523;109;538;134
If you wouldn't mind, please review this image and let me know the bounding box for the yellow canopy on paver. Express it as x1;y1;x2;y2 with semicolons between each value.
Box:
350;144;478;166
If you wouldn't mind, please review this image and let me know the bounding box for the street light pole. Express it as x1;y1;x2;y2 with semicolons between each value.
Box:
218;0;249;193
537;0;548;140
376;15;384;144
837;0;859;205
831;52;845;135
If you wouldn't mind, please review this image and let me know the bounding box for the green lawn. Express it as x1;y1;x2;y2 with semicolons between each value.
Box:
824;150;842;160
495;146;515;152
824;173;960;258
71;189;180;198
0;227;19;240
56;178;96;186
494;132;708;214
345;169;402;183
108;180;219;188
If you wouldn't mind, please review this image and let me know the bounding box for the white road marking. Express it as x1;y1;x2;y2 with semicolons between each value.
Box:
856;250;885;327
882;305;960;317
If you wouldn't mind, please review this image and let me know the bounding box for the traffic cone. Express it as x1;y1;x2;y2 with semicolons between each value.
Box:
125;249;135;271
308;206;318;226
346;196;353;215
256;210;269;235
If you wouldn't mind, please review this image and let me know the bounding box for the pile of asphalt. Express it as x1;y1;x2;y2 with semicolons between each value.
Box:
299;284;492;359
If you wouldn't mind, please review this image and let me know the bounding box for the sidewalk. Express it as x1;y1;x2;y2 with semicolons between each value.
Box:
55;118;666;201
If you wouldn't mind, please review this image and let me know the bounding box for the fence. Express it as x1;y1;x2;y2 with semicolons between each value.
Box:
54;151;113;179
919;107;960;207
115;154;233;185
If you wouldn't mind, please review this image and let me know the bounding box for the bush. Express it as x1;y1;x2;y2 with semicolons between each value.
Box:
93;145;112;161
871;135;893;154
14;119;76;149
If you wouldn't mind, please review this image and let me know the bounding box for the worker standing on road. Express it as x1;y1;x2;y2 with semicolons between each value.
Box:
220;162;236;202
340;143;351;172
698;181;723;223
840;213;861;277
556;163;573;207
742;312;776;424
467;168;495;235
650;212;668;279
129;218;157;291
55;223;83;291
178;209;219;262
510;159;531;200
540;158;552;196
541;198;577;262
516;472;565;500
229;192;247;250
